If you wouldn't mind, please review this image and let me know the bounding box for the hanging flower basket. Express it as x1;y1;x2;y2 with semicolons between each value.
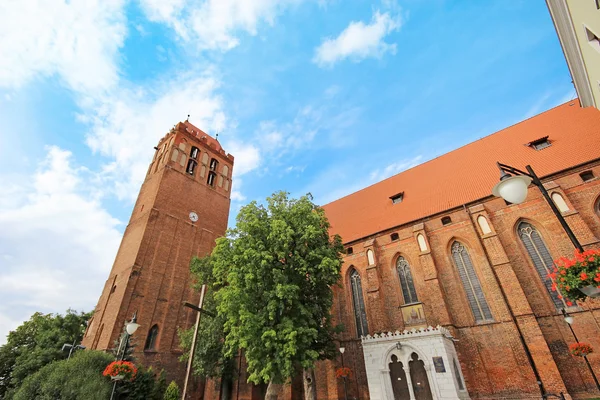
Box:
550;249;600;301
569;342;594;357
103;361;138;381
335;367;352;379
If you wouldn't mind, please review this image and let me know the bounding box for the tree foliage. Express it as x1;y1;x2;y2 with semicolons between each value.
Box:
163;381;180;400
0;309;90;397
124;366;168;400
212;191;344;385
11;350;113;400
179;255;235;381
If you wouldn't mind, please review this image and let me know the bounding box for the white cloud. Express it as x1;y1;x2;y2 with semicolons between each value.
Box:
0;147;122;344
0;0;126;92
83;71;228;201
138;0;306;51
256;99;362;162
224;141;262;177
368;155;423;182
313;11;401;67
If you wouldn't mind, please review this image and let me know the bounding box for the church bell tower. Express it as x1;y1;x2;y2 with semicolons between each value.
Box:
81;121;234;383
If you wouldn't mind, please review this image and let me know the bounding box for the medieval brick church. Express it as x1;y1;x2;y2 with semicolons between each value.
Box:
81;99;600;400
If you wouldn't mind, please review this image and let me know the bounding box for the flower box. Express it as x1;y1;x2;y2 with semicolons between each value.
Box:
550;249;600;301
103;361;138;381
335;367;352;379
569;342;593;357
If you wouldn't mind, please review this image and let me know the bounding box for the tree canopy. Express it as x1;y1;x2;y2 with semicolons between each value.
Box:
0;309;90;398
11;349;113;400
212;191;344;386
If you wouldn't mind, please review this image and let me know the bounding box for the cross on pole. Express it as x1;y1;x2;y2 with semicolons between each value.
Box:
181;284;215;399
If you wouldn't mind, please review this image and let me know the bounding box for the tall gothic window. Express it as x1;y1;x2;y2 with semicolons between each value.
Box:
451;242;493;322
518;222;564;309
350;269;369;337
144;324;159;351
397;256;418;304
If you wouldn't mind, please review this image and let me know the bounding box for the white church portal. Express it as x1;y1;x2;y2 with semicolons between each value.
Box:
361;326;470;400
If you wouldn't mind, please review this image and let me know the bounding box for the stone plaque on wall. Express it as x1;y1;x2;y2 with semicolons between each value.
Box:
432;357;446;373
400;303;427;328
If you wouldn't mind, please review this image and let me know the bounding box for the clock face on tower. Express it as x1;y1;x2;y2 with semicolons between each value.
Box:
189;211;199;223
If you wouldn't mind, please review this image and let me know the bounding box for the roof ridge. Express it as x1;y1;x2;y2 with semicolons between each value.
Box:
322;99;579;207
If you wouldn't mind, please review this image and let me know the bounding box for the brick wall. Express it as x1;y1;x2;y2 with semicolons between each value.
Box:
324;161;600;399
82;125;233;389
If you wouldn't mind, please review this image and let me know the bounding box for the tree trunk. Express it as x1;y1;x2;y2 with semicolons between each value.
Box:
265;381;282;400
303;368;317;400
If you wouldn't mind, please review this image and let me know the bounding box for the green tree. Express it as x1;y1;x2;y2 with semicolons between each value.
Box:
125;366;168;400
11;349;112;400
212;192;344;398
163;381;180;400
0;309;90;397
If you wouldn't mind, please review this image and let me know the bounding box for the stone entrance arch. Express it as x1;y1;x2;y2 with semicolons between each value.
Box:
361;326;470;400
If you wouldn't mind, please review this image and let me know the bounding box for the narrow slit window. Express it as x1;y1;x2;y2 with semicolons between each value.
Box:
186;159;197;175
551;193;569;213
417;234;428;252
190;146;199;160
366;249;375;265
477;215;492;235
144;325;159;351
207;171;216;186
209;158;218;171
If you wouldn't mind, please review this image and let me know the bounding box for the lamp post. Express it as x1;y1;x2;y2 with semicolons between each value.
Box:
61;339;86;360
561;309;600;391
339;346;348;400
110;312;140;400
491;162;583;252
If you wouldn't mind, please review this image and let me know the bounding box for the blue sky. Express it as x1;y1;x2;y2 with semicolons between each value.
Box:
0;0;574;343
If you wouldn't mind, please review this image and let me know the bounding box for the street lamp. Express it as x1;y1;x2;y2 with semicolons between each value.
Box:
339;346;348;400
61;341;86;360
492;162;583;252
561;309;600;391
111;312;140;400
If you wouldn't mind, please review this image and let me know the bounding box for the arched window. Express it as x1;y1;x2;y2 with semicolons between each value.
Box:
397;256;418;304
366;249;375;265
477;215;492;234
144;324;159;351
551;193;569;213
417;234;428;252
451;242;493;322
518;222;564;309
350;269;369;337
222;165;229;177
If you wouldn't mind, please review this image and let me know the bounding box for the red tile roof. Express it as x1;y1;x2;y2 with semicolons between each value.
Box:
322;100;600;244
